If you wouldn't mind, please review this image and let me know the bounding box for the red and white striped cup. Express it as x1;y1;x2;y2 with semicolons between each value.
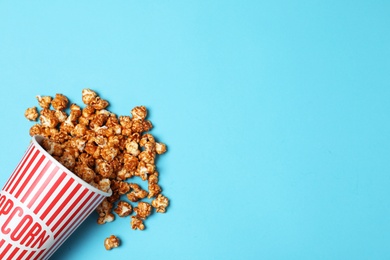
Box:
0;135;111;260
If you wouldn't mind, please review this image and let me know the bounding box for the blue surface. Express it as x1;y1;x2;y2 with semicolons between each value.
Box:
0;1;390;259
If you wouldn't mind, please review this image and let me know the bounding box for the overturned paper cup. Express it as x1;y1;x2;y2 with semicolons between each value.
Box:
0;135;111;260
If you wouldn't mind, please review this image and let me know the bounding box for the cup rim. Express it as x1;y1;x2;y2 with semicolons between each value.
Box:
32;135;112;197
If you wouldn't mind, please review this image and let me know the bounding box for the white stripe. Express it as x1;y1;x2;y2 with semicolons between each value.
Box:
42;176;78;223
28;166;61;211
13;249;27;260
37;174;71;218
17;157;50;202
26;250;38;260
1;244;12;259
48;185;85;230
52;188;92;234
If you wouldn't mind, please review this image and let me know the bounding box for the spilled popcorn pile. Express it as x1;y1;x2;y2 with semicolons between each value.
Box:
24;89;169;250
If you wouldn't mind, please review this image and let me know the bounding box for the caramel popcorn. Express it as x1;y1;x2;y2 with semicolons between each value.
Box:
114;201;132;217
156;142;167;155
51;93;68;110
131;106;147;120
36;95;52;109
54;110;68;123
96;198;115;224
131;216;145;230
25;88;169;250
134;201;152;219
126;183;148;202
104;235;120;250
151;194;169;213
74;164;96;183
25;107;39;121
148;182;162;198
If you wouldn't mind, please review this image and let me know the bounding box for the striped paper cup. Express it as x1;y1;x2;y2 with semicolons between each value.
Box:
0;135;111;260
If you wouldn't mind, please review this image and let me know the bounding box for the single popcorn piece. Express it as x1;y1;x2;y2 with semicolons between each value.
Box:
127;183;148;202
123;154;139;172
91;97;109;110
41;138;63;157
74;164;96;183
134;201;152;219
111;180;130;195
95;159;114;178
97;178;112;193
36;95;52;109
40;109;59;128
156;142;167;155
148;182;162;198
24;107;39;121
104;235;120;250
131;106;147;120
82;89;97;105
151;194;169;213
114;201;133;217
97;198;115;224
51;93;69;110
131;216;145;230
125;139;140;156
54;110;68;122
148;171;159;184
29;124;43;136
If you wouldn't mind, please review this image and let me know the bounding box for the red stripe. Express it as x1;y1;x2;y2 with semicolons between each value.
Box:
40;177;74;222
3;144;33;190
14;154;46;199
44;193;101;258
0;238;4;247
35;249;46;260
26;250;37;259
53;189;92;236
18;250;28;259
20;159;51;203
0;243;12;259
46;183;82;226
4;146;35;192
9;149;40;195
7;247;20;260
27;165;59;209
33;171;66;215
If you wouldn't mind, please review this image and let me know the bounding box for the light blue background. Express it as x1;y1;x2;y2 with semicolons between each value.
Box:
1;1;390;259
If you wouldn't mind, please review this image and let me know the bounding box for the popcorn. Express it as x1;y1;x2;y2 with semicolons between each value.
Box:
131;216;145;230
36;95;52;109
131;106;147;120
74;164;96;183
104;235;120;250
40;109;59;128
134;201;152;219
97;198;115;224
148;182;162;198
156;142;167;155
126;183;148;202
151;194;169;213
25;88;169;250
125;139;140;156
51;93;68;110
114;201;132;217
55;110;68;123
82;89;97;105
25;107;39;121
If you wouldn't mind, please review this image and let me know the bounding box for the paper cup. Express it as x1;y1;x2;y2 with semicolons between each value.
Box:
0;135;111;260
